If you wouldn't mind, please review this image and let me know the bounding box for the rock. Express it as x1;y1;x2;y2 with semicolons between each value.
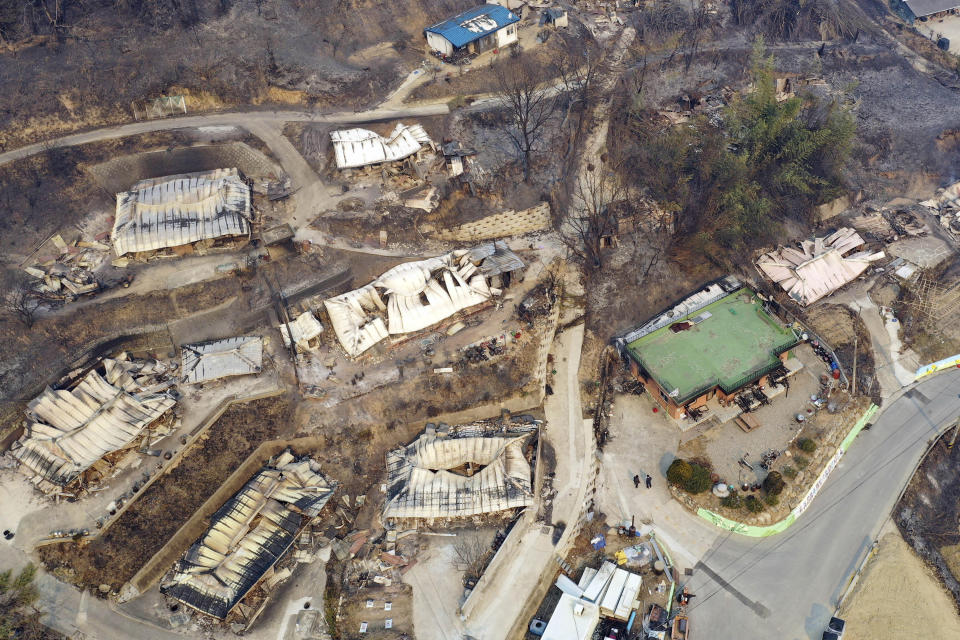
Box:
99;584;111;594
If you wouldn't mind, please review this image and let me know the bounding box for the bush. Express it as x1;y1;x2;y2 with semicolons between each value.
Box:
684;464;713;494
795;455;810;470
763;471;785;496
781;465;797;479
721;491;743;510
797;438;817;453
764;493;780;507
744;495;765;513
667;459;693;485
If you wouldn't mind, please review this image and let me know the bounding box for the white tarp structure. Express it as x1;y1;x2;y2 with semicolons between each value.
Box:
112;168;252;256
542;567;601;640
278;311;324;352
330;123;433;169
162;450;336;619
11;358;176;491
181;336;263;385
384;427;535;520
324;242;523;357
756;228;885;306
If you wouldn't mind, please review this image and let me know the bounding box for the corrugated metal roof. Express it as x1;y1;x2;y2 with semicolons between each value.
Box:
383;429;534;520
162;451;336;619
904;0;960;17
12;366;175;488
111;169;252;256
425;4;520;49
181;337;263;384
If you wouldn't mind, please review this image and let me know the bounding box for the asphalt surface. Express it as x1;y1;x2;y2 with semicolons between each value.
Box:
685;367;960;640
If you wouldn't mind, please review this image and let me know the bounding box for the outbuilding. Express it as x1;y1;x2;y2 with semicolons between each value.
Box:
425;4;521;57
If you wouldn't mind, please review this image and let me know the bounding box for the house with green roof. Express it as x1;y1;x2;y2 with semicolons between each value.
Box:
614;276;801;420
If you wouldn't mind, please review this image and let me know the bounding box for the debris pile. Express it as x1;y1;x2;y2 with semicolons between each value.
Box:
22;234;113;303
324;242;525;357
920;180;960;236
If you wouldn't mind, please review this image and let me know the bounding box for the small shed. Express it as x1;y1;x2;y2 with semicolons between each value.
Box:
181;336;263;384
540;7;568;28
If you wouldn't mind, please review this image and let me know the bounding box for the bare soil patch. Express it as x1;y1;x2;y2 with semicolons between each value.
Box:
839;529;960;639
38;394;295;592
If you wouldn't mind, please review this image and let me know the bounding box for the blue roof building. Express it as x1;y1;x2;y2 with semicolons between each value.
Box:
425;4;521;57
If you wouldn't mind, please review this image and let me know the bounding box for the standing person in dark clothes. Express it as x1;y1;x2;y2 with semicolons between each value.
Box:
645;474;653;489
633;474;641;488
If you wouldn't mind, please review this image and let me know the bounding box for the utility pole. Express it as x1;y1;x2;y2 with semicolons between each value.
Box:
947;417;960;449
851;333;858;396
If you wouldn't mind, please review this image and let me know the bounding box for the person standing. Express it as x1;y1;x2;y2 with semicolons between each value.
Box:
645;474;653;489
633;474;641;488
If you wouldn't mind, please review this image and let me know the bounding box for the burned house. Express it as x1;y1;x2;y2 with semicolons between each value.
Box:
383;421;537;523
615;277;801;420
425;4;520;58
161;450;337;620
324;242;524;357
756;228;884;306
111;169;253;256
329;123;434;170
180;337;263;385
11;356;177;494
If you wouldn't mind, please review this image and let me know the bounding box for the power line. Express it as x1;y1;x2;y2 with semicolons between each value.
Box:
688;388;959;614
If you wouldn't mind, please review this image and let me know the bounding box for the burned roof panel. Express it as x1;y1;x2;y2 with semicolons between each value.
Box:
111;168;252;256
162;452;336;620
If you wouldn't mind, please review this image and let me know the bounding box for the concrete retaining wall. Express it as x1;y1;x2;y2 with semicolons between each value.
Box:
434;203;551;242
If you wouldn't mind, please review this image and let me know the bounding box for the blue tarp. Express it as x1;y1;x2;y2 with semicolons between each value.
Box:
425;4;520;49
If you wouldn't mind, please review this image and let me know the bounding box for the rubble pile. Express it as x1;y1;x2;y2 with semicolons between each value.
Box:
920;180;960;236
23;234;113;303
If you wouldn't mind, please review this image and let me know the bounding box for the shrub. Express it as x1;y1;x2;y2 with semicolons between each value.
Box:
744;495;764;513
763;471;785;496
764;494;780;507
797;438;817;453
721;491;743;510
684;464;713;494
781;465;797;479
667;459;693;485
795;455;810;470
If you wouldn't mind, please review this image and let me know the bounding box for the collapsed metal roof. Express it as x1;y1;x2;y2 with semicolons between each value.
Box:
180;337;263;385
324;244;524;357
384;424;535;520
112;168;252;256
161;450;336;620
756;228;885;306
11;358;176;491
330;123;433;170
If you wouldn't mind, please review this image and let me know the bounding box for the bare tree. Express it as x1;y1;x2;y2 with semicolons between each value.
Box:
561;167;674;281
493;59;558;182
452;534;492;581
8;277;40;329
560;168;625;272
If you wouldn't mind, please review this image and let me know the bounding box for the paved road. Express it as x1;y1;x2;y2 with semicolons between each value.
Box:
686;368;960;640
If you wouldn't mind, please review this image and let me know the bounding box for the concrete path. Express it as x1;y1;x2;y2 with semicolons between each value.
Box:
685;367;960;640
459;322;589;639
